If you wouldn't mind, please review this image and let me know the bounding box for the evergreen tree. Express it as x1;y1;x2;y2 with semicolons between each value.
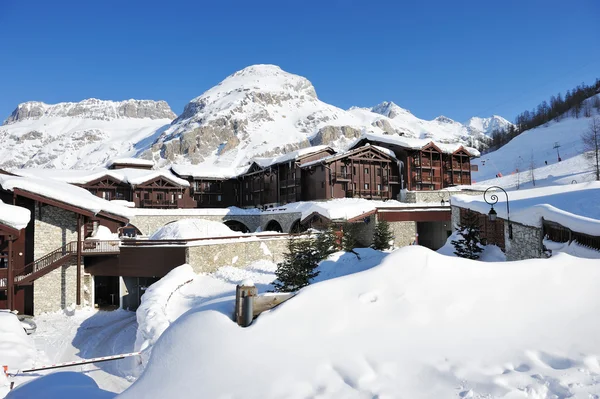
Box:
273;238;321;292
372;220;394;250
451;210;484;260
341;222;361;259
314;226;339;260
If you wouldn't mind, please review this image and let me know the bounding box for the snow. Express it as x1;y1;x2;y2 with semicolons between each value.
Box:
127;206;260;217
106;158;154;168
0;175;131;219
436;232;507;262
253;145;333;168
12;167;189;187
543;238;600;259
5;372;115;399
170;163;250;179
87;225;118;240
148;218;236;240
451;182;600;235
353;132;481;157
473;101;599;183
0;200;30;230
122;246;600;398
0;103;172;170
0;311;36;397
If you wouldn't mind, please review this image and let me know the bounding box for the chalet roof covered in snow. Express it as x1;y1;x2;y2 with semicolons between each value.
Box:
170;163;251;179
0;175;132;219
253;145;335;168
0;200;31;230
352;132;481;157
106;157;155;168
301;143;398;168
451;182;600;236
12;167;189;187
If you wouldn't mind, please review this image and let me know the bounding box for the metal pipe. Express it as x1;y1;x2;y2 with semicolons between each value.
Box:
241;295;254;327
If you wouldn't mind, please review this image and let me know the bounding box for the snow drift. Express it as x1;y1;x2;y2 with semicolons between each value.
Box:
148;219;236;240
123;246;600;398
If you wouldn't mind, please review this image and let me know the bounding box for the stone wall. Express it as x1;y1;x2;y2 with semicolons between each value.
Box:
34;205;79;260
451;206;461;230
405;189;485;204
388;221;417;247
186;237;295;274
505;222;543;261
33;260;80;315
130;214;226;236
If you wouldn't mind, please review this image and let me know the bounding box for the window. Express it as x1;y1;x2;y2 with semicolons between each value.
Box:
178;194;182;199
364;167;369;174
364;183;369;190
245;194;249;201
144;193;150;200
245;182;248;188
378;168;382;176
353;166;357;174
341;182;348;191
377;184;381;192
217;195;222;202
321;182;325;188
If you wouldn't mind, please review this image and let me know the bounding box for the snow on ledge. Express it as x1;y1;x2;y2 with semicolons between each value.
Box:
106;157;154;167
0;200;31;230
451;182;600;236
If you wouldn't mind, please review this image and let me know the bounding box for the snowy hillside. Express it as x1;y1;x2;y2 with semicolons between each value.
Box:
473;95;599;187
143;65;509;168
0;99;175;169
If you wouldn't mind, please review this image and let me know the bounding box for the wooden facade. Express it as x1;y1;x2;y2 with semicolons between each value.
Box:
131;176;195;209
302;146;401;201
79;175;132;202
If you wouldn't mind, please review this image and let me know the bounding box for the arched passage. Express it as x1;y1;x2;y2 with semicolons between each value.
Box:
224;220;250;233
265;220;283;233
289;219;307;234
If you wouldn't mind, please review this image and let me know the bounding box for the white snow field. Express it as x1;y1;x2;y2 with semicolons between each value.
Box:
0;312;36;398
148;218;237;240
473;97;599;188
119;246;600;399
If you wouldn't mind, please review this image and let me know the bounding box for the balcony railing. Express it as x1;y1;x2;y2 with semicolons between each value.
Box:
335;173;351;180
280;178;301;188
141;199;177;208
383;176;400;184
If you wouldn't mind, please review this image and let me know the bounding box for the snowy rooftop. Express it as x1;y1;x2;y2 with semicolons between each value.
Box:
451;182;600;235
12;167;189;187
170;163;250;179
0;200;31;230
354;132;481;157
301;143;398;168
0;175;132;219
253;145;334;168
106;157;155;168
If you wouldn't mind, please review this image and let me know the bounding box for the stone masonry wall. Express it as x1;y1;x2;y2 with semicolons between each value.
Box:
33;260;78;315
186;237;294;274
130;214;226;236
505;222;543;261
32;205;87;315
388;221;417;247
34;205;79;260
451;206;461;230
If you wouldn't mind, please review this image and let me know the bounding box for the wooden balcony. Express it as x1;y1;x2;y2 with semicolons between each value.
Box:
141;199;177;208
383;176;400;184
335;173;351;181
279;178;301;188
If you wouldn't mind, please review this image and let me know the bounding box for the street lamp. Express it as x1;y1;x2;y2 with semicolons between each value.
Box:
483;186;513;239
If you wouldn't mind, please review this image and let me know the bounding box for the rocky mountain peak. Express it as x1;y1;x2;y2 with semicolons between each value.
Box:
433;115;456;124
371;101;412;119
3;98;176;125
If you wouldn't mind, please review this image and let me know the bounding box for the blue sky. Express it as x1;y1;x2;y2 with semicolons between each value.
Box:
0;0;598;124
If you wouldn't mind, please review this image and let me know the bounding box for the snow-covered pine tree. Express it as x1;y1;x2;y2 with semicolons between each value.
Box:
372;220;394;250
341;222;361;259
273;238;321;292
451;209;484;260
314;226;339;260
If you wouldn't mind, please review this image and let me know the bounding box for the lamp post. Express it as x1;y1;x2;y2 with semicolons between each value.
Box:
483;186;513;239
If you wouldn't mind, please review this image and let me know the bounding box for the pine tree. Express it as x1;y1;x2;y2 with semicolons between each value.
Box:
341;222;361;259
451;210;484;260
372;220;394;250
314;226;339;260
273;238;321;292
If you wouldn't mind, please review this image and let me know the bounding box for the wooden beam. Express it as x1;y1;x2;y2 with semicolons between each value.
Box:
76;215;82;306
7;238;13;310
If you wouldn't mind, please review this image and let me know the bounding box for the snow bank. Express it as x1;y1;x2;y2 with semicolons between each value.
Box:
87;225;118;240
437;232;506;262
0;200;30;230
6;372;115;399
148;219;236;240
134;264;197;370
452;182;600;235
123;246;600;398
544;238;600;259
0;311;36;397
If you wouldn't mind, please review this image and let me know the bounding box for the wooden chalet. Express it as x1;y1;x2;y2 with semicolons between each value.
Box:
170;166;243;208
130;175;195;209
301;145;401;201
239;146;336;207
350;136;477;191
78;174;132;202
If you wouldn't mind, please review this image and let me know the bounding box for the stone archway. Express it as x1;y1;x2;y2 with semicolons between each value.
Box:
224;220;250;233
265;220;283;233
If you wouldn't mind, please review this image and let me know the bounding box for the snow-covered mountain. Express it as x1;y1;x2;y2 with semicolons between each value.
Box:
0;99;175;169
142;65;510;168
465;115;513;136
1;65;513;170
